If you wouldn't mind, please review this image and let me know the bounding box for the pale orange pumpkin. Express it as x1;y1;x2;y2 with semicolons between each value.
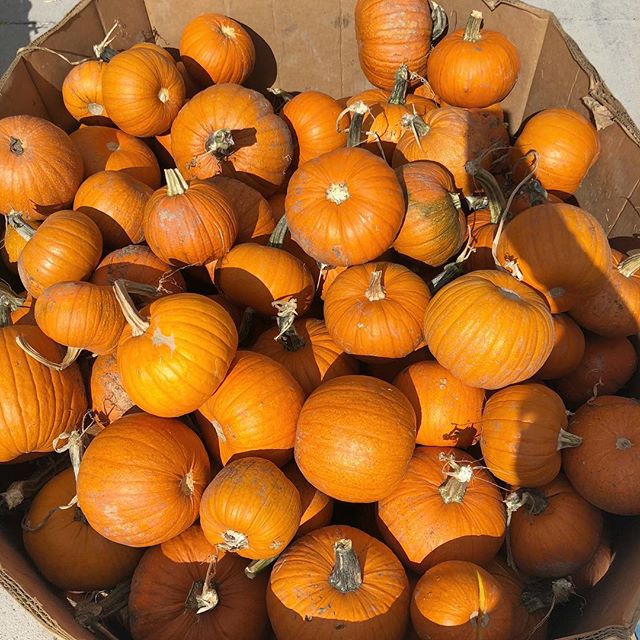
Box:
62;60;110;125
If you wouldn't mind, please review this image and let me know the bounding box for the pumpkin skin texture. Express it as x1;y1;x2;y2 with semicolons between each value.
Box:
324;262;431;359
0;115;83;221
214;243;315;316
17;210;103;298
552;334;637;407
424;270;554;389
393;361;484;448
511;108;600;198
171;84;293;196
194;351;304;466
0;325;87;462
77;413;211;546
285;147;405;266
73;170;153;250
70;125;161;189
90;353;136;427
355;0;432;90
129;525;269;640
480;383;577;487
573;529;613;593
117;293;238;417
411;560;514;640
281;91;347;166
426;12;520;109
536;314;586;380
294;375;416;503
377;447;505;573
267;524;410;640
507;475;603;578
563;397;640;515
62;60;110;125
102;47;186;137
199;457;301;560
252;318;358;396
393;161;466;266
496;203;611;313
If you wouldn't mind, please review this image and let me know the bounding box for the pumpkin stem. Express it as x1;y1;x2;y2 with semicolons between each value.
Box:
205;129;235;158
267;215;289;248
521;577;574;615
272;298;305;351
9;136;24;155
158;87;170;103
430;0;449;42
557;428;583;451
92;20;121;60
463;10;483;43
21;494;78;532
618;254;640;278
6;210;36;242
180;471;195;496
86;102;104;116
15;338;81;371
438;452;474;504
113;279;150;337
267;87;295;103
219;529;249;552
53;426;89;481
325;182;350;205
506;488;548;518
515;178;550;210
616;437;633;450
329;539;362;593
388;64;409;105
0;280;25;328
165;168;189;196
339;100;369;148
245;556;278;579
193;556;220;614
465;163;505;224
365;270;386;301
74;581;130;629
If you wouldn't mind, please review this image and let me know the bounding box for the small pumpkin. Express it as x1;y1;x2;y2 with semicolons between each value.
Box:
62;60;110;125
90;353;137;427
294;375;416;503
77;412;211;546
267;525;410;639
1;217;39;274
199;457;301;559
536;314;586;380
480;383;580;487
9;293;35;326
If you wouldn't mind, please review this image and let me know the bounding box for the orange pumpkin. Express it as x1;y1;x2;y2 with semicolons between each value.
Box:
9;293;35;326
536;314;586;380
153;129;175;168
465;208;497;272
62;60;110;125
206;293;244;329
0;115;83;220
90;353;137;427
294;375;416;502
573;529;613;592
268;192;286;223
378;447;505;573
480;383;580;487
1;217;39;274
70;125;161;189
77;413;211;546
23;468;142;591
199;457;301;559
268;525;410;639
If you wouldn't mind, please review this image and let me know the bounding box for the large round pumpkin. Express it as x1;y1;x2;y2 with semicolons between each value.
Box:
23;468;142;591
90;353;137;427
294;375;416;503
0;115;83;220
62;59;110;125
267;524;410;639
77;412;211;546
536;314;586;380
424;270;554;389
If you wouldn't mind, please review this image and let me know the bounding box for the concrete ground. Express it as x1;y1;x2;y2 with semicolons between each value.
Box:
0;0;639;639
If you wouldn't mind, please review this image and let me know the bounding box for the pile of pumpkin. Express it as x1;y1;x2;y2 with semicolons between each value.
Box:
0;0;637;638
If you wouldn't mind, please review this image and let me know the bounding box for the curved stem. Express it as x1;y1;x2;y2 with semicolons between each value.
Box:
165;168;188;196
463;10;483;42
438;453;473;504
6;211;36;241
465;164;505;224
268;215;288;248
365;270;386;301
193;557;219;614
618;254;640;278
430;0;449;42
388;64;409;105
329;539;362;593
245;556;278;579
74;581;130;630
15;338;81;371
557;428;583;451
113;279;150;337
429;263;464;294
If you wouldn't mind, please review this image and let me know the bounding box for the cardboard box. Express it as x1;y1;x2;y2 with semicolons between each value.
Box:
1;0;639;638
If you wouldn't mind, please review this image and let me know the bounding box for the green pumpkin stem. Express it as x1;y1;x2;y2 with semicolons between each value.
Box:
329;539;362;593
205;129;235;158
113;279;150;337
388;64;409;105
463;10;483;43
245;556;278;579
438;453;473;504
268;215;289;248
465;163;505;224
618;254;640;278
346;101;368;148
557;428;582;451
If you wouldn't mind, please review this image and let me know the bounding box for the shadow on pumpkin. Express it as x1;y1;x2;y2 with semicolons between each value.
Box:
74;205;134;251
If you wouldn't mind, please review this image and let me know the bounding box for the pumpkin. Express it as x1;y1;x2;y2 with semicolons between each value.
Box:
102;46;186;137
199;457;301;559
511;108;600;198
553;334;637;407
0;115;83;220
507;474;602;578
130;41;176;61
153;129;175;168
70;125;161;189
267;524;410;639
23;468;142;591
507;178;563;215
194;351;304;466
252;317;358;396
362;345;431;383
91;245;187;295
179;14;256;87
426;10;520;109
214;243;315;316
424;270;554;389
0;324;87;462
268;192;286;223
144;169;237;266
115;287;238;417
563;396;640;515
16;210;103;298
90;353;137;427
324;262;431;358
355;0;432;90
465;208;496;272
129;525;269;640
377;447;505;573
285;147;405;266
77;412;211;546
62;60;110;125
496;203;611;313
573;529;613;592
207;294;244;330
10;293;35;326
294;375;416;502
393;361;484;447
73;170;153;250
411;560;514;640
393;161;466;266
281;91;347;165
480;383;580;487
1;217;39;274
171;84;293;196
536;314;586;380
